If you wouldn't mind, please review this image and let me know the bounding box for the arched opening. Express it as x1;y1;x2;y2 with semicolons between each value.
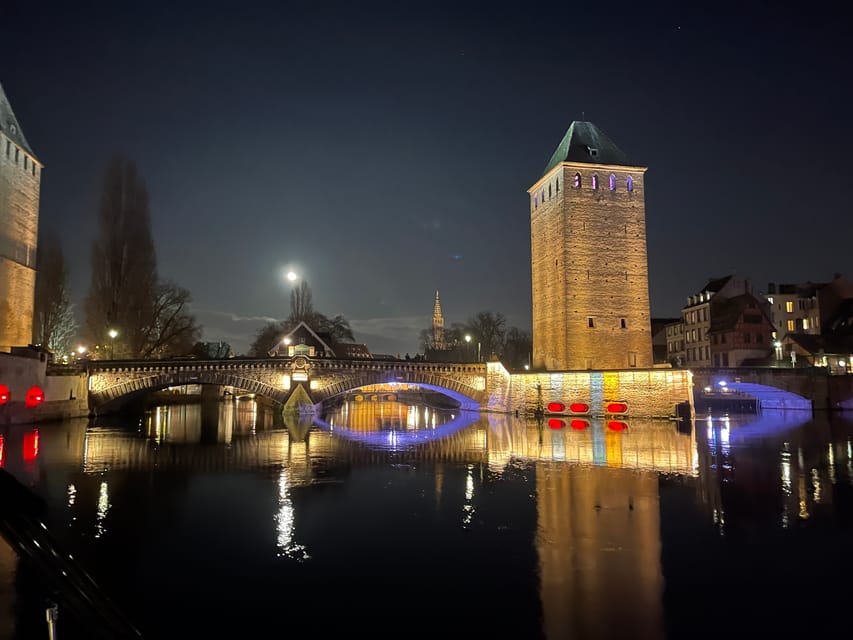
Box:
626;175;634;192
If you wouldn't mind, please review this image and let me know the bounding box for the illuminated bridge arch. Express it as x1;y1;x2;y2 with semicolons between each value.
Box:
305;361;487;411
693;368;818;411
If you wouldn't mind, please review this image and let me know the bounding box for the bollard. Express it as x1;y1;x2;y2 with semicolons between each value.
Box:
46;602;59;640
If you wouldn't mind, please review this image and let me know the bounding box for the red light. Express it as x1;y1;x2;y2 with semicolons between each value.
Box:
0;383;9;404
548;418;565;429
569;402;589;414
25;386;44;409
547;402;565;413
606;402;628;414
607;421;628;432
23;429;39;462
570;419;589;430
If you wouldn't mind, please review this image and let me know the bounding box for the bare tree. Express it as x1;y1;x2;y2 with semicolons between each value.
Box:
84;155;157;357
290;281;314;322
502;326;532;370
33;230;77;355
138;280;202;358
464;311;506;362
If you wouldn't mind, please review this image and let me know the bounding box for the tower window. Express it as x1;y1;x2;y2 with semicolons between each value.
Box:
548;184;552;198
573;172;581;188
534;195;538;208
620;318;627;329
626;176;634;192
4;141;8;157
588;317;595;328
591;174;599;190
15;148;19;164
609;174;616;191
555;178;559;192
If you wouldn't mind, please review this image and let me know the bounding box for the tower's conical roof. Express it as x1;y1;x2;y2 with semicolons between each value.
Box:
542;121;631;177
0;82;38;161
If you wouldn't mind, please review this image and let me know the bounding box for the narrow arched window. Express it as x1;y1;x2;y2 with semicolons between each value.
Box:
555;177;559;192
592;174;599;190
534;195;538;208
609;174;616;191
573;172;581;188
548;184;552;198
626;176;634;192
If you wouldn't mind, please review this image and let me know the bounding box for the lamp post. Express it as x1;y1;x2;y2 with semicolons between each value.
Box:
283;337;292;356
465;334;471;362
108;329;118;360
773;340;783;363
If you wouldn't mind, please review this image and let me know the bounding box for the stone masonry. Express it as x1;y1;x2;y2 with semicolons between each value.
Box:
529;122;652;371
0;82;42;352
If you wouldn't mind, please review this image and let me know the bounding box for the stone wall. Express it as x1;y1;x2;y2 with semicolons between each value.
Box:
0;130;41;352
486;361;693;418
530;163;652;371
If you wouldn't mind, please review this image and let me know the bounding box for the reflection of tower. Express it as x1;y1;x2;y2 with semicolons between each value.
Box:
536;463;664;640
529;121;652;370
432;290;446;350
0;82;43;352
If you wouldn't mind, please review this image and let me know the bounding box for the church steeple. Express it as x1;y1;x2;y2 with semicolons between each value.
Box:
432;290;446;350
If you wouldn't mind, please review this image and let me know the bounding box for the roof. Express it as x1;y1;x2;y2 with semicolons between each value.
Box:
694;275;733;298
541;121;633;177
707;293;773;333
0;82;38;161
785;333;853;355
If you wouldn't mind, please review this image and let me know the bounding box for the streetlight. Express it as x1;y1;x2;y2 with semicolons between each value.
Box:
283;337;292;356
773;340;783;362
108;329;118;360
465;334;471;362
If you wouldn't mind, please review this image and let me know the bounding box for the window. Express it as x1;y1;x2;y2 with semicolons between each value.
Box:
548;184;552;198
555;178;559;192
588;317;595;328
767;296;774;304
626;176;634;191
573;172;581;188
609;174;616;191
787;319;795;332
534;195;538;208
628;352;637;367
620;318;627;329
15;148;19;164
4;141;9;157
786;301;794;313
722;353;729;366
591;174;599;190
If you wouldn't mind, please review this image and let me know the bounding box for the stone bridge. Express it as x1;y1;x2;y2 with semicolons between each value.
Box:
86;357;489;414
691;367;853;411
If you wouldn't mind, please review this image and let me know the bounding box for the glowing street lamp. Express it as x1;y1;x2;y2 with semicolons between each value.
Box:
282;337;292;356
108;328;119;360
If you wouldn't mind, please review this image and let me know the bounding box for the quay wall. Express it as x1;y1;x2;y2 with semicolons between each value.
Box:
486;362;694;418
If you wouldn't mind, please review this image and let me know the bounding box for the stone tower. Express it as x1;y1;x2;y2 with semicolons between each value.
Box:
0;82;42;352
432;290;446;350
529;121;651;370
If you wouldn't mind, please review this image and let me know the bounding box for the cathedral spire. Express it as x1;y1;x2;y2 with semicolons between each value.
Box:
432;290;446;350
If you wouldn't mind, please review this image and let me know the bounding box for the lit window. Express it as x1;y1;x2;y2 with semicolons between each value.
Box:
767;296;774;304
591;174;599;190
786;301;794;313
609;174;616;191
574;172;581;188
626;176;634;191
803;319;810;330
787;320;795;332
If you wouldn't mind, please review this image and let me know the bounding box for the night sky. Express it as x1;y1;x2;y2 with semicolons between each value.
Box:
2;1;851;356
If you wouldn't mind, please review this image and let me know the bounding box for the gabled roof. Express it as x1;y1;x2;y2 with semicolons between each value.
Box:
270;321;336;357
0;82;38;161
694;275;733;298
785;333;853;355
542;121;633;177
707;293;773;333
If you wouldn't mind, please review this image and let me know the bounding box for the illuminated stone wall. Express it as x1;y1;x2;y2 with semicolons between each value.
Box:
530;163;652;370
0;130;41;352
486;361;694;418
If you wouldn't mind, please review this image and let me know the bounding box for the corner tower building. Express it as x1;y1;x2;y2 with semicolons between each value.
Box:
0;83;42;351
529;121;651;370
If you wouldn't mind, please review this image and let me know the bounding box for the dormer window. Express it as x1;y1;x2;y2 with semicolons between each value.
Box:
587;146;598;158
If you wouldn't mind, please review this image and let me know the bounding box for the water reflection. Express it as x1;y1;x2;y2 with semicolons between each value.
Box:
2;402;853;639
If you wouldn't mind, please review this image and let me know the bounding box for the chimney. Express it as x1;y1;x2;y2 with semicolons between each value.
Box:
767;282;776;294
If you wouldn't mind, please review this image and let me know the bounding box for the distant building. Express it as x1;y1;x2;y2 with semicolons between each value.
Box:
432;290;446;351
267;321;371;359
651;318;679;364
675;274;752;368
764;275;853;338
781;333;852;375
0;82;43;352
529;121;652;370
706;293;775;367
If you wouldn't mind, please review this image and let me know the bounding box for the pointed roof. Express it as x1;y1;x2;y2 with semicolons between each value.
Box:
542;121;632;177
433;290;443;318
0;82;38;161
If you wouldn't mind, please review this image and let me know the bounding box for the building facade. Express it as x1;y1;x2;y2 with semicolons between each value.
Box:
0;82;42;352
529;121;652;370
765;275;853;339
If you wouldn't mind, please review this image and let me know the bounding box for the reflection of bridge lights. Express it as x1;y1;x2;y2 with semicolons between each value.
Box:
95;480;110;539
67;484;76;507
275;469;309;561
462;464;475;528
718;380;727;387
